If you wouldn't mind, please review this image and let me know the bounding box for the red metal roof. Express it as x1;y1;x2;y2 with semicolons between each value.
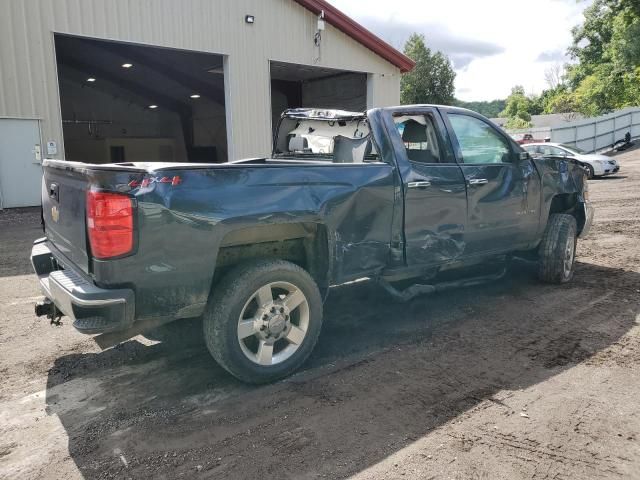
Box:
293;0;415;73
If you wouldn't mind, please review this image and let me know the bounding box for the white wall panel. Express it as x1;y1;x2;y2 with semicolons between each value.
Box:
551;107;640;152
0;0;401;160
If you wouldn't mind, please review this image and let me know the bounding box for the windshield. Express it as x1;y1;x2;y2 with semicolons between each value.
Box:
559;144;586;154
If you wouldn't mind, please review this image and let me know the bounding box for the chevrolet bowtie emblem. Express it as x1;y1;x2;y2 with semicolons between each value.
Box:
51;205;59;223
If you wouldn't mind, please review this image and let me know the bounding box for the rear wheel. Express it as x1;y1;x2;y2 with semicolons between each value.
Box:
538;214;577;284
203;260;323;384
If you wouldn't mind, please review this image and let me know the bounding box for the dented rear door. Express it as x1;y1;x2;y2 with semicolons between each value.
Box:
388;108;468;266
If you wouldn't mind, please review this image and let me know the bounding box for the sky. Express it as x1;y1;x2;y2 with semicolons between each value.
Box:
326;0;592;101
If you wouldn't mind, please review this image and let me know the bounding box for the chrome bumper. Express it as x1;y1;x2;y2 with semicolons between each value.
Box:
31;239;135;334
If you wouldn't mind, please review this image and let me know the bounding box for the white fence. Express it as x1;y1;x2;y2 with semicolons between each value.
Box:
505;126;551;140
550;107;640;153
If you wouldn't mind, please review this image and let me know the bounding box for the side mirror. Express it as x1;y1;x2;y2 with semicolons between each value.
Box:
519;151;530;161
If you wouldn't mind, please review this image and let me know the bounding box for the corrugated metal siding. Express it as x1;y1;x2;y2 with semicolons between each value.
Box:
0;0;401;160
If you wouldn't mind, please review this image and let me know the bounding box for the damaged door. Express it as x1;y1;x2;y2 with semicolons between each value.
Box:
392;109;468;266
443;110;538;254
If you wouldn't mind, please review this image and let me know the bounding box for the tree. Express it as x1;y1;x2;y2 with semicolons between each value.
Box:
401;33;456;105
500;86;533;128
543;87;580;120
564;0;640;115
567;1;613;78
528;94;545;115
621;66;640;106
503;117;533;129
544;63;565;89
455;99;506;118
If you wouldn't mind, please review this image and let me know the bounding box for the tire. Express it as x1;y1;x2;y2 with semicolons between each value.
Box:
203;259;323;384
584;164;595;179
538;214;578;284
144;318;204;347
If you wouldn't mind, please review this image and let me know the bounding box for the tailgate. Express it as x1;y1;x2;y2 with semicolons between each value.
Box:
42;164;91;273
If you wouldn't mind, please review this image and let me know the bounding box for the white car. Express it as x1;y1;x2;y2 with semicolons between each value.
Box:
523;142;620;179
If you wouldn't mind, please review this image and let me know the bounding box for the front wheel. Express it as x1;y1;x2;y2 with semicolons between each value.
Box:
538;214;577;284
584;164;595;179
203;260;323;384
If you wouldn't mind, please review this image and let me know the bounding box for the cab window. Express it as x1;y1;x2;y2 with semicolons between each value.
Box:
448;114;511;164
393;114;447;164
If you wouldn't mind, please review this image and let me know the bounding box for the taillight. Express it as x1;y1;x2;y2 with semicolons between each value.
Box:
86;190;134;259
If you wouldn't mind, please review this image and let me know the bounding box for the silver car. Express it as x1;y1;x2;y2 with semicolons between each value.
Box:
523;142;620;179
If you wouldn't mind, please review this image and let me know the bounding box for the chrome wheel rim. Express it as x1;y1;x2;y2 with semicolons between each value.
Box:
563;238;575;279
237;281;309;366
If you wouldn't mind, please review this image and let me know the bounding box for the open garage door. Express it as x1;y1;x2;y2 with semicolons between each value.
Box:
54;35;227;164
270;61;367;135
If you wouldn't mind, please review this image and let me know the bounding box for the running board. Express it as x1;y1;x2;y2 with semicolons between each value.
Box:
378;266;508;303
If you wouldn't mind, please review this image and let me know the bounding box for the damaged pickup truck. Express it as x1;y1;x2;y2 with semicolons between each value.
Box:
32;105;593;383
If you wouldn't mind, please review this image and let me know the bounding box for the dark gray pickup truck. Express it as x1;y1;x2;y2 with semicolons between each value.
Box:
32;105;593;383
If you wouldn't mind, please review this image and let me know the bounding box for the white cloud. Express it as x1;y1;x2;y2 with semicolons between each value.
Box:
327;0;591;101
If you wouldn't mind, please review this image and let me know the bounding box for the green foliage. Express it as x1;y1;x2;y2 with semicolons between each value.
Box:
609;7;640;67
503;117;533;129
622;66;640;105
528;94;545;115
567;0;616;86
543;87;579;114
499;86;533;127
401;33;456;105
563;0;640;115
455;99;506;118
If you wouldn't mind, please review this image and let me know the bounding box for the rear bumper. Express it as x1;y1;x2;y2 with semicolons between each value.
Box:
579;201;594;238
31;239;135;334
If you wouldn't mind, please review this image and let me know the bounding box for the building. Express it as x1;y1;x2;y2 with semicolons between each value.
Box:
0;0;413;208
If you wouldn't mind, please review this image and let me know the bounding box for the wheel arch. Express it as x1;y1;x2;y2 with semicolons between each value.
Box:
214;222;331;290
547;193;587;235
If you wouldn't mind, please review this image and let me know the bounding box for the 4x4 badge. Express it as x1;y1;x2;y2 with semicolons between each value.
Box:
128;176;182;188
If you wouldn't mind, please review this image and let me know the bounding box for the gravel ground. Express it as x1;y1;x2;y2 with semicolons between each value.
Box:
1;148;639;479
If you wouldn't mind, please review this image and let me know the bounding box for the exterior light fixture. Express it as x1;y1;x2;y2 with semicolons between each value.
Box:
190;94;201;99
122;63;133;68
245;15;255;24
148;105;158;109
87;77;96;82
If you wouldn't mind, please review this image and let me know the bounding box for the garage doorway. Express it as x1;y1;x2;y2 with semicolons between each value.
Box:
270;61;367;136
0;119;42;208
54;35;227;164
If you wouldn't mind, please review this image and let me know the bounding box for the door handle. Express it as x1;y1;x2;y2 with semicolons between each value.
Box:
408;181;431;189
49;183;59;201
468;178;488;186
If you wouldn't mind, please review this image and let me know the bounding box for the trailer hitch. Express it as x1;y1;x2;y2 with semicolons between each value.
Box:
34;299;63;326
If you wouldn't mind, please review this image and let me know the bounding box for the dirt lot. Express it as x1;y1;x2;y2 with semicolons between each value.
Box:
1;148;640;480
